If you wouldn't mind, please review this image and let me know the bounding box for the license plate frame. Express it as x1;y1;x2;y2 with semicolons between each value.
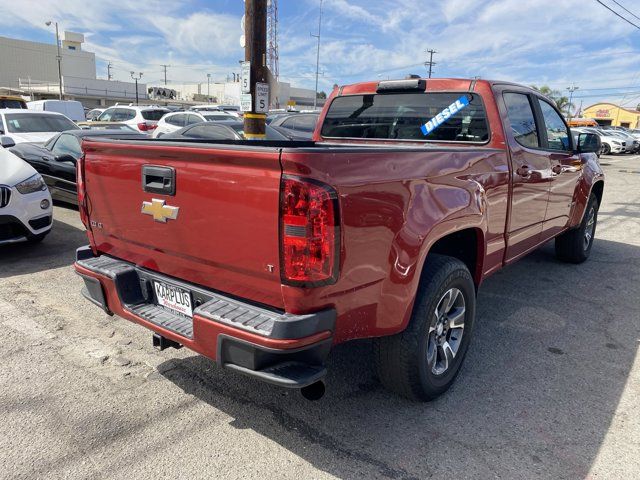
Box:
153;280;193;318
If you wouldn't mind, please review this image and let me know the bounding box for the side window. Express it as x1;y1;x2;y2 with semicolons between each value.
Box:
0;115;4;133
503;93;539;148
186;114;203;125
185;125;238;139
111;108;126;121
166;114;184;126
51;134;81;158
98;108;115;121
119;109;136;121
281;117;297;129
297;115;318;132
537;99;570;151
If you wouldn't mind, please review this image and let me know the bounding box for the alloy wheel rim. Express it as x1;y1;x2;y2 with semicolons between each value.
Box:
584;206;596;251
427;288;466;376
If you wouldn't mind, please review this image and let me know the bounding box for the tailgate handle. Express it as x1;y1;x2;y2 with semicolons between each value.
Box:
142;165;175;196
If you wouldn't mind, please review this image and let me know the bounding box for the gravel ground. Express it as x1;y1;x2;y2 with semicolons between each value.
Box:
0;155;638;480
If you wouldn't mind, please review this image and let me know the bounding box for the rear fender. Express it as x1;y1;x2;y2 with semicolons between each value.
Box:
377;179;488;336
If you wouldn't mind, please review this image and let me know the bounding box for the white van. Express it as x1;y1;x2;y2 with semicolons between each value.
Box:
27;100;85;122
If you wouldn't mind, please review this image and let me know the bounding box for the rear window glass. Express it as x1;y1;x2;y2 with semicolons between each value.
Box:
321;92;489;142
142;110;169;121
5;113;78;133
0;99;26;109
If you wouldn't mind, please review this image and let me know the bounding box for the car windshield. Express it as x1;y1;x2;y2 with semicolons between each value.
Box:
141;110;168;121
225;122;289;141
5;113;78;133
203;114;233;121
87;124;137;131
321;92;489;142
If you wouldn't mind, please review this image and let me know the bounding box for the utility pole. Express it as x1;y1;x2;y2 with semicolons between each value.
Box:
107;61;113;80
161;64;169;85
207;73;211;99
566;85;579;121
45;21;63;99
425;49;437;78
244;0;268;139
130;71;143;105
311;0;323;110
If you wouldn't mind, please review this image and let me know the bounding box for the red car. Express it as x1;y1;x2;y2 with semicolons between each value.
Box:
74;78;604;401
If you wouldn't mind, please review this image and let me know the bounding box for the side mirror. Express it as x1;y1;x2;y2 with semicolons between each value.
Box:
55;154;77;164
0;136;15;148
576;133;600;154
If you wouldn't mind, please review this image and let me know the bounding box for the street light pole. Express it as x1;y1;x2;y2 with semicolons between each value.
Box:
45;21;63;100
207;73;211;100
130;72;143;105
311;0;323;110
566;85;579;121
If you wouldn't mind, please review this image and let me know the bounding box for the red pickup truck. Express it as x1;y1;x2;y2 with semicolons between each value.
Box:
74;78;604;401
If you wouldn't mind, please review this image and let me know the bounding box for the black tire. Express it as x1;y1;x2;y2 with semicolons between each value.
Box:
601;143;610;155
373;254;476;401
555;193;599;263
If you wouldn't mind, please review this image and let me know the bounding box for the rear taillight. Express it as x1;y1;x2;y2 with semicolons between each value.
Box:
76;153;89;228
137;122;157;131
280;176;339;286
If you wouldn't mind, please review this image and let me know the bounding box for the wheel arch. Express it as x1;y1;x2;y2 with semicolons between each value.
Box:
590;180;604;206
422;227;485;288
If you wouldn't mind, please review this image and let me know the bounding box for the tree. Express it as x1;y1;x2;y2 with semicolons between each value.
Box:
316;91;327;99
531;85;574;117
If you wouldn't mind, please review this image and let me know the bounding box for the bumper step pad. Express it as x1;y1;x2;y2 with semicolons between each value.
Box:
75;248;335;341
76;247;336;390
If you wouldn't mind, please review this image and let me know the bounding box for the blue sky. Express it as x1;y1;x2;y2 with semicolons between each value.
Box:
1;0;640;107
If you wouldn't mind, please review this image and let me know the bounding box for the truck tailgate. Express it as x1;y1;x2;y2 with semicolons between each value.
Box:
81;140;284;309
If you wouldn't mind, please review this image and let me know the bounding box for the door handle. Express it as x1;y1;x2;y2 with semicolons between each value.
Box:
516;165;531;178
142;165;175;196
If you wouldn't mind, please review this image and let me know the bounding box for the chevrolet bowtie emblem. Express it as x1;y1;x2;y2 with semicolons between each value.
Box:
141;198;179;223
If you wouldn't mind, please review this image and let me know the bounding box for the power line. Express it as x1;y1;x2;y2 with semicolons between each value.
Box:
595;0;640;29
610;0;640;22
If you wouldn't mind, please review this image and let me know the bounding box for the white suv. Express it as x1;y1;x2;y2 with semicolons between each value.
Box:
0;139;53;244
152;111;235;138
97;105;170;133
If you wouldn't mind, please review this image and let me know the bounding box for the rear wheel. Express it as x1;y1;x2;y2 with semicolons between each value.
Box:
555;193;599;263
374;254;476;401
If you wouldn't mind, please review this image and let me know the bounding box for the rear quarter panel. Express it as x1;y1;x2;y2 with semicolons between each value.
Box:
281;145;510;342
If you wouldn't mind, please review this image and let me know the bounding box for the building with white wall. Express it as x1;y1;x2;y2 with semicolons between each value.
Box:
0;33;96;88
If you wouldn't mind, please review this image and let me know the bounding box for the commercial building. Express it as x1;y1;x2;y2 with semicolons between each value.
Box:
582;103;640;128
0;33;95;88
153;80;322;109
0;33;146;107
0;32;321;110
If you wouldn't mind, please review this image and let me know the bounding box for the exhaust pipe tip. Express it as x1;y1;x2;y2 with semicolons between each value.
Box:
300;380;325;401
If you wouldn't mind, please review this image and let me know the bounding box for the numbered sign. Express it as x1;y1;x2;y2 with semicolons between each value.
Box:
241;61;250;94
255;82;269;113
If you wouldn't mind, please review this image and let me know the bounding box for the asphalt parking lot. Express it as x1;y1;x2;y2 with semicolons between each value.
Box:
1;155;638;480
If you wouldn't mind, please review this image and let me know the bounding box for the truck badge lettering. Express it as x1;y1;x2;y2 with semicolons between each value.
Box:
420;95;471;136
141;198;179;223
